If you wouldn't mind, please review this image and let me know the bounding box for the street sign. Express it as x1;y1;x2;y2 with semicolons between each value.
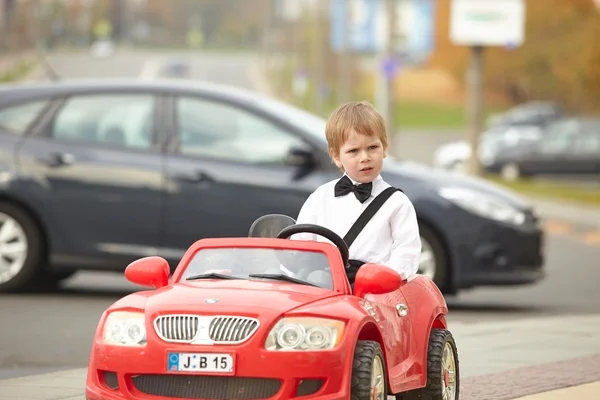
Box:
450;0;525;47
381;56;401;80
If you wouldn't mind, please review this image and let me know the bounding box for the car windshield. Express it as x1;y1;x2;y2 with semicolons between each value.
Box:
180;247;334;290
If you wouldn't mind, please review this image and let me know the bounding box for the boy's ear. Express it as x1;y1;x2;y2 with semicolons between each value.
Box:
329;148;343;168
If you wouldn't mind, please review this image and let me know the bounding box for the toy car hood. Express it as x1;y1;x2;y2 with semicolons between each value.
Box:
111;279;341;320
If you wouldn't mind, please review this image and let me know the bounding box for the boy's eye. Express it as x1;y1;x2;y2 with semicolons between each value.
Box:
347;149;358;153
369;145;379;150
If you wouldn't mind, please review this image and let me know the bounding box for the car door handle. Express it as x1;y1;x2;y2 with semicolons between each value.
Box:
173;171;215;185
44;152;75;167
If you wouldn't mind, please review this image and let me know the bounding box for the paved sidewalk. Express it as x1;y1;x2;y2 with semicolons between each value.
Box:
514;381;600;399
1;313;599;400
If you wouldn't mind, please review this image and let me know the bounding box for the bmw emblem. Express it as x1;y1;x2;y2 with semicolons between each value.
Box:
205;298;219;304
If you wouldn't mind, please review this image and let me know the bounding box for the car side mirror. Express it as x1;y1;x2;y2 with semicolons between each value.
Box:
353;263;403;297
285;146;316;168
125;256;170;289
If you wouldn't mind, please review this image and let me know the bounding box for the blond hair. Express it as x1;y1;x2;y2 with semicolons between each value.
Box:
325;101;388;155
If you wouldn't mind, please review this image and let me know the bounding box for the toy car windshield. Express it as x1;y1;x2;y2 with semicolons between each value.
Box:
180;247;334;290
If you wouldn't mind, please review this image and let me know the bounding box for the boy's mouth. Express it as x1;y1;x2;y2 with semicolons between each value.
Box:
360;167;373;172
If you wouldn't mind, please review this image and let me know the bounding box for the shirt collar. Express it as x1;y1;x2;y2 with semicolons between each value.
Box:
343;173;384;197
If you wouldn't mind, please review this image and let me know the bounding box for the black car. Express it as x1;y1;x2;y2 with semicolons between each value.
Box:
487;117;600;181
0;79;545;293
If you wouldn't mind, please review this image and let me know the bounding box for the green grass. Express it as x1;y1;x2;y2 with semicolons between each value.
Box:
394;101;502;129
486;176;600;206
273;66;505;130
0;58;37;83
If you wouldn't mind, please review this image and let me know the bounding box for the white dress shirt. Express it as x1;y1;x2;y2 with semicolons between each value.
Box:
293;174;421;280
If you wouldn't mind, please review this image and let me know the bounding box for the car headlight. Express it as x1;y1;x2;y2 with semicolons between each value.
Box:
438;187;526;225
102;311;147;347
265;317;345;351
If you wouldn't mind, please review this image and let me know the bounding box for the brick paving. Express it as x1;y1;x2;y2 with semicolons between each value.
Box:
462;353;600;400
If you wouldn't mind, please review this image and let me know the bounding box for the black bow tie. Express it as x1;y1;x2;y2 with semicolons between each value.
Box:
334;175;372;203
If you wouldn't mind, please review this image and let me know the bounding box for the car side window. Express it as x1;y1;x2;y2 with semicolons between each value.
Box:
537;121;579;154
572;133;600;155
0;100;49;135
51;94;155;150
176;97;305;164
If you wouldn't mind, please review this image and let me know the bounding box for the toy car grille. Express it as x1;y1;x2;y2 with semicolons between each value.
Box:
131;374;281;399
154;315;200;342
153;315;259;344
209;316;259;343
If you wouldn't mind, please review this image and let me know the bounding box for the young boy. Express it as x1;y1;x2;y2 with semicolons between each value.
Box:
293;101;421;285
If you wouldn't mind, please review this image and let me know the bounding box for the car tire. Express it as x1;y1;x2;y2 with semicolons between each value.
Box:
418;223;450;293
396;329;460;400
351;340;388;400
0;202;45;293
501;163;521;181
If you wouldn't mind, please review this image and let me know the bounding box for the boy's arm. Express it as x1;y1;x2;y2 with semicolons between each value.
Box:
386;195;422;280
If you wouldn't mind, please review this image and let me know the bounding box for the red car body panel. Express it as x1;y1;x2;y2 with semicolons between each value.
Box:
86;237;448;399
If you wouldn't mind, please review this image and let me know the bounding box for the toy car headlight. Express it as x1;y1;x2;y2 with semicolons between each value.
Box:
102;311;147;347
265;317;345;351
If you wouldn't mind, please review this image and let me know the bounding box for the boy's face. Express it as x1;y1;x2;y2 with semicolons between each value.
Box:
330;130;386;183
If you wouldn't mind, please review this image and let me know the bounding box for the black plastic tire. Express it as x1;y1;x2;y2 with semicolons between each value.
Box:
0;202;45;293
419;223;451;293
351;340;388;400
396;329;460;400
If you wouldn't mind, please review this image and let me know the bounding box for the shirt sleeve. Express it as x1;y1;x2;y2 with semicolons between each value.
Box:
291;191;320;241
385;194;422;280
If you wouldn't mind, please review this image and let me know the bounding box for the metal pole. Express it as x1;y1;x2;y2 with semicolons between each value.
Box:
385;0;397;142
337;0;351;104
467;45;485;176
312;0;324;115
262;0;271;70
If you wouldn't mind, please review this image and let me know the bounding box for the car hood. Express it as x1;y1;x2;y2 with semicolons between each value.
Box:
113;280;339;320
382;158;532;209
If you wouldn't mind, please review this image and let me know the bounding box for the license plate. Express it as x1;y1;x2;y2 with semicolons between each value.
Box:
167;352;234;373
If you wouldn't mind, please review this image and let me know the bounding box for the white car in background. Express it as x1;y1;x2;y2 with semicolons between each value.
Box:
90;40;115;58
433;125;544;173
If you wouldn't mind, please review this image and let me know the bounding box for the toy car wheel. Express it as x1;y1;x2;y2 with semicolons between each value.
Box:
351;340;388;400
397;329;459;400
0;202;45;293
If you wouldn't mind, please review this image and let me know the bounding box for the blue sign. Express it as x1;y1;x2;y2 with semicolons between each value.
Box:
381;56;401;80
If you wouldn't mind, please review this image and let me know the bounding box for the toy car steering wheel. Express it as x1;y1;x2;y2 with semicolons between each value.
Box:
277;224;350;268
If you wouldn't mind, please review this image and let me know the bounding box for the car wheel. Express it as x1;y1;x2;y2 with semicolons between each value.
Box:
501;163;520;181
396;329;459;400
0;203;45;293
418;223;449;292
351;340;388;400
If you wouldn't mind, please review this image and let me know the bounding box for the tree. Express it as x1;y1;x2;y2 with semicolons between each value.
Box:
428;0;600;113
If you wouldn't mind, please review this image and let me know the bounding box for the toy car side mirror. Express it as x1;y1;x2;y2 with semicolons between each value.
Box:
353;263;403;298
125;256;170;289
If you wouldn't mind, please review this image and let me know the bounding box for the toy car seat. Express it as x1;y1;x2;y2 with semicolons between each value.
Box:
248;214;296;238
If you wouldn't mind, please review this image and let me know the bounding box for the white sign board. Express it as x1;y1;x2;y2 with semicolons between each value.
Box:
450;0;525;47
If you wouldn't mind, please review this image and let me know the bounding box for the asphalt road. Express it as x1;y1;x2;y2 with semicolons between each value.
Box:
1;49;598;380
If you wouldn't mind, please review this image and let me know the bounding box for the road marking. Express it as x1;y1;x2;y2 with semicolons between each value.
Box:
581;231;600;246
542;220;574;235
543;220;600;247
138;59;162;80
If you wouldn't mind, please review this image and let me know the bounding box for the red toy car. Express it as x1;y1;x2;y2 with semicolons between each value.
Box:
85;217;459;400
